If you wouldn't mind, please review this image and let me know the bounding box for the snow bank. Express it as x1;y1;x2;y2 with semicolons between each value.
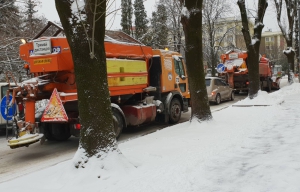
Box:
1;83;300;192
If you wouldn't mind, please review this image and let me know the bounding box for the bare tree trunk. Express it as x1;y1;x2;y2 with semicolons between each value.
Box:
274;0;297;73
295;1;299;73
295;1;300;74
237;0;268;98
180;0;212;121
55;0;116;160
209;30;216;77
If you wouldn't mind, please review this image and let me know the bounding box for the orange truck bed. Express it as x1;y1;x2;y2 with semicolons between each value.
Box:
19;38;154;97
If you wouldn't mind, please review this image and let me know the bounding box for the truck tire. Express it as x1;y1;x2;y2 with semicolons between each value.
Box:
50;123;71;141
41;123;55;141
266;79;272;92
169;98;182;124
112;109;124;139
215;94;221;105
260;81;264;91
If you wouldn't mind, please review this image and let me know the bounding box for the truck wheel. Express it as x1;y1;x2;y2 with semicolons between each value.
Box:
169;98;182;124
215;94;221;105
266;79;272;92
230;92;235;101
41;123;55;141
112;109;124;139
260;81;264;91
50;123;71;141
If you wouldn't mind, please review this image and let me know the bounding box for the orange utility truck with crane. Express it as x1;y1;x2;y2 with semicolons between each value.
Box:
219;50;280;93
4;22;190;149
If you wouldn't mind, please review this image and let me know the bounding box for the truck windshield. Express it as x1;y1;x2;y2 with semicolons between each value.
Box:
174;57;185;77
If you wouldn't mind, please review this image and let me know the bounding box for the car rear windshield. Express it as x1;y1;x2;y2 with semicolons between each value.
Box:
205;79;211;86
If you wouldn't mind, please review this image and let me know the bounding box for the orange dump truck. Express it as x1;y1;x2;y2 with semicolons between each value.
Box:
219;50;280;93
5;24;190;149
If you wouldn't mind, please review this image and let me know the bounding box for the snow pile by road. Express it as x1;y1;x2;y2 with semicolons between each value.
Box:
1;83;300;192
234;90;284;105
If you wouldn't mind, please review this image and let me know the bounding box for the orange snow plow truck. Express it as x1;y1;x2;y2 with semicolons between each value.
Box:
219;50;280;93
4;23;190;149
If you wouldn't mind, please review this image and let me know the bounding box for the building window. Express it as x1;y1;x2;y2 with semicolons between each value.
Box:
266;46;273;50
265;37;274;42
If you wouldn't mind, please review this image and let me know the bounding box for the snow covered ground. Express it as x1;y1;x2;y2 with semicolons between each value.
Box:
0;77;300;192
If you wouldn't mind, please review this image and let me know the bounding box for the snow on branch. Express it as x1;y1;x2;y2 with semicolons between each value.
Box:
283;47;295;54
251;37;259;46
181;6;201;19
254;22;264;29
181;6;189;18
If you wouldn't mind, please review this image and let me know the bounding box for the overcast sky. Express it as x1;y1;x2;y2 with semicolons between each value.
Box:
37;0;279;32
38;0;159;30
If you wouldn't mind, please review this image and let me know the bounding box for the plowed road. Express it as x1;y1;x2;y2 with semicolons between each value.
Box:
0;94;247;183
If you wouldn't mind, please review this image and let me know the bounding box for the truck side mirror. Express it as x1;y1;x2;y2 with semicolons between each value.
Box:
181;75;187;80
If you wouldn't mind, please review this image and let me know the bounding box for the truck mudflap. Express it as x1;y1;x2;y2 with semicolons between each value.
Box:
8;133;44;149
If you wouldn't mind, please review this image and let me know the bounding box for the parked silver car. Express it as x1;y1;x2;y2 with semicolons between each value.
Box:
206;77;234;105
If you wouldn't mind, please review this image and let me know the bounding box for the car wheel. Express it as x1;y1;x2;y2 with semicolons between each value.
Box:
112;109;124;139
215;94;221;105
230;91;235;101
169;98;182;124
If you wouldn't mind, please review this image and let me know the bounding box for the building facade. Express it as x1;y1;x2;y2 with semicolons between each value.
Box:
260;30;286;59
259;30;288;74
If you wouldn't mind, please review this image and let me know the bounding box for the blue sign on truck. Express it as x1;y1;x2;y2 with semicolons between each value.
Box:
1;95;17;121
217;63;225;73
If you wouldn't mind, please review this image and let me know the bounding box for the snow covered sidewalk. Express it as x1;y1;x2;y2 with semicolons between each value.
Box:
196;91;300;192
0;83;300;192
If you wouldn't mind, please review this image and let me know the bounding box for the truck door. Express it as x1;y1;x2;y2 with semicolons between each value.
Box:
173;56;188;95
